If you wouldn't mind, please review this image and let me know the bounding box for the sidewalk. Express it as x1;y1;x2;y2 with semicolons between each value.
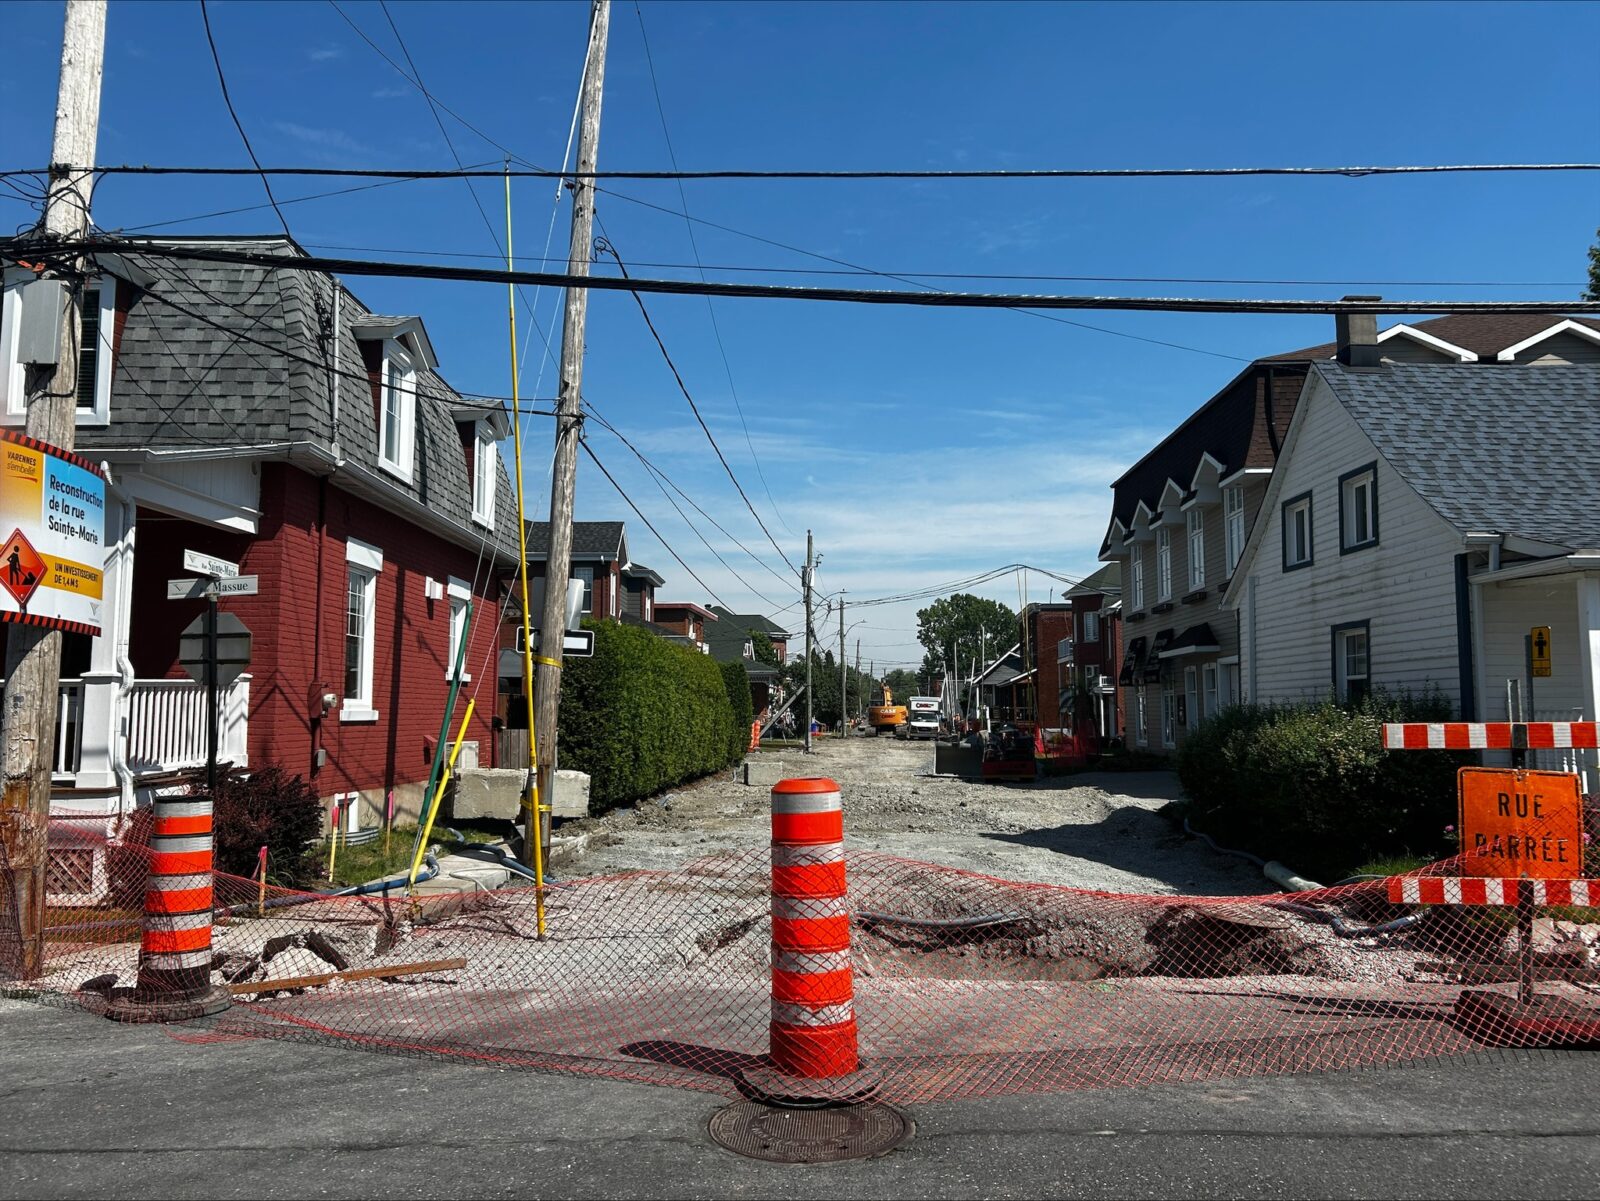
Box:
2;997;1597;1200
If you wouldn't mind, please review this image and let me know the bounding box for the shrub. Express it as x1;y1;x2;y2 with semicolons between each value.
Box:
557;619;741;813
719;659;756;764
1176;688;1467;880
200;765;324;888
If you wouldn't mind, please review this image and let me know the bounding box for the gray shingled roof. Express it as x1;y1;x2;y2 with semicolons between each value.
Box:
1267;314;1600;363
525;521;625;560
1065;562;1120;598
74;236;520;561
1316;362;1600;551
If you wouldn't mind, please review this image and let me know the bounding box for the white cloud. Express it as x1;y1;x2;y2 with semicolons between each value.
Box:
307;45;344;63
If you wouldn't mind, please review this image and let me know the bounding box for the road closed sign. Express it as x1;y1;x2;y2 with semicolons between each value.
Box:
1457;767;1584;879
0;430;106;636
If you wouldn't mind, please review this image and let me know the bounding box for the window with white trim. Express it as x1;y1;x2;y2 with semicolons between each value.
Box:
1135;690;1148;746
1184;665;1199;731
1130;556;1145;610
1334;623;1370;705
1221;661;1240;708
1155;526;1173;601
378;341;417;481
471;426;497;526
1224;486;1245;575
1202;662;1219;721
1186;508;1205;590
572;564;595;614
1;274;115;425
1161;680;1178;748
447;577;472;681
1340;465;1377;552
342;538;383;720
1082;609;1099;643
1282;493;1313;570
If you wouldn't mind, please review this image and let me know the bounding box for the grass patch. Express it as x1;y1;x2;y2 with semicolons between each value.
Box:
324;822;508;888
1351;855;1433;878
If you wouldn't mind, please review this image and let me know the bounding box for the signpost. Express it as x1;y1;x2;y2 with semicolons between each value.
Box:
1381;721;1600;1042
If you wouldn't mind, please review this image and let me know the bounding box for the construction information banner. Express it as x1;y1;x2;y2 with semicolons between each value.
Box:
0;429;106;636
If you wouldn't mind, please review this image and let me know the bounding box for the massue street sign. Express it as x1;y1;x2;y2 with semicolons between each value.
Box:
1457;766;1583;879
182;549;239;579
179;611;253;689
167;575;259;600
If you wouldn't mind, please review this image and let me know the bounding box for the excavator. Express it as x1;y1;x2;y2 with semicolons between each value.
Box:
868;682;908;736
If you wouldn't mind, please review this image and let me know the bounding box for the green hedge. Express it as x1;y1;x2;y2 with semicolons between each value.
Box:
1175;689;1468;880
557;619;743;813
720;659;755;764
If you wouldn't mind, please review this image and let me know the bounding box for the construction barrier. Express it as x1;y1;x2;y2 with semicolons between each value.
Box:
8;799;1600;1102
769;777;858;1079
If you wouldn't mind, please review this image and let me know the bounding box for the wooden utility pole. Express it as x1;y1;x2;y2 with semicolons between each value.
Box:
0;0;105;980
803;530;813;753
526;0;609;869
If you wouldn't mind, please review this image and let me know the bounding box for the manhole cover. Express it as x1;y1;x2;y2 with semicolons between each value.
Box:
708;1100;913;1164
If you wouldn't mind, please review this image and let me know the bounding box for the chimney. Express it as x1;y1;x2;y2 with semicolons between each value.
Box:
1335;295;1382;368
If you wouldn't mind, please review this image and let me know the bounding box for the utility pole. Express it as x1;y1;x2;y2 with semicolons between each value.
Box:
527;0;609;869
838;591;846;735
855;640;861;724
0;0;105;980
803;530;813;753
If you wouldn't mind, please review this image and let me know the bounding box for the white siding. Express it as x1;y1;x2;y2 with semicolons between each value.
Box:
1240;377;1464;706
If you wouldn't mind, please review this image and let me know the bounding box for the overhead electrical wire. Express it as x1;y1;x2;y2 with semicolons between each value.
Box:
632;0;791;538
53;237;1600;315
198;0;294;239
54;161;1600;181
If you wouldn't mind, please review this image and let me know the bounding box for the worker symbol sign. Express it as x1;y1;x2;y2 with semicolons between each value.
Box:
1457;767;1583;880
1530;626;1552;678
0;528;45;609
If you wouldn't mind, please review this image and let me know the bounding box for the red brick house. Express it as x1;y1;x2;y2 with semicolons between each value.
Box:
0;235;520;831
1063;563;1122;742
652;601;718;653
1018;602;1075;730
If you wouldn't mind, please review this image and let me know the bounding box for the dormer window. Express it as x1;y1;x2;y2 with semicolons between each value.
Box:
2;273;116;426
379;340;416;480
471;424;497;526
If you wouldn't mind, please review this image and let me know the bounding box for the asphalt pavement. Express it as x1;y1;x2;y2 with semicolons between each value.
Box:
2;996;1598;1199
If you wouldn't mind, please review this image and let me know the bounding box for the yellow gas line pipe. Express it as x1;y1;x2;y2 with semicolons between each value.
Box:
408;699;476;892
505;165;549;937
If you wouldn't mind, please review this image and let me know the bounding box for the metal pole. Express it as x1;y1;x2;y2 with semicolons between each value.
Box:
206;587;219;801
528;0;609;868
0;0;105;980
1517;872;1535;1006
804;530;813;753
839;592;847;735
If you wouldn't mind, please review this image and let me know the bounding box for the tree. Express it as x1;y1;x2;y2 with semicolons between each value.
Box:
750;630;780;668
882;668;919;703
915;593;1017;680
1587;226;1600;302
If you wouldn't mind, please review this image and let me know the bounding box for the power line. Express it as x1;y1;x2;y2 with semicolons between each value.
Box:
578;437;729;610
594;238;802;576
60;237;1600;315
198;1;294;239
56;161;1600;181
633;0;791;539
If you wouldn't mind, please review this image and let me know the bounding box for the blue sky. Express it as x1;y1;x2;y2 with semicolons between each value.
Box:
3;0;1597;669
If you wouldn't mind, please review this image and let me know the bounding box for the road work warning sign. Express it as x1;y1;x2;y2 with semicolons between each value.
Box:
0;430;105;635
1458;767;1583;879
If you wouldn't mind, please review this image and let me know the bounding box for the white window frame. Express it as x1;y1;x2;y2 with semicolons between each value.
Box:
1135;690;1148;747
341;538;384;722
447;576;472;682
1082;609;1100;643
378;340;417;482
1202;663;1218;721
1186;508;1205;591
1184;665;1199;731
1220;660;1240;708
572;563;595;615
471;424;497;527
1335;623;1370;704
610;568;620;618
2;273;115;426
1161;680;1178;748
1283;494;1313;570
1155;525;1173;602
1340;466;1377;552
643;593;652;622
1223;486;1245;575
1130;556;1145;611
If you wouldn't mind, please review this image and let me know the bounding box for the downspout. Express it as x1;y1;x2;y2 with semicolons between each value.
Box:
101;469;137;821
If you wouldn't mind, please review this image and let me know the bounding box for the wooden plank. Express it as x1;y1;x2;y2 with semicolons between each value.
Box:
228;957;467;995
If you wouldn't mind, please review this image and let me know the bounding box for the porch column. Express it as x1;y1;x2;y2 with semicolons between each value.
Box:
1576;573;1600;794
73;495;135;796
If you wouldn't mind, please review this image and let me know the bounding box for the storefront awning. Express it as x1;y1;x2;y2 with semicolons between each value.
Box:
1142;629;1175;682
1158;623;1220;659
1118;636;1147;686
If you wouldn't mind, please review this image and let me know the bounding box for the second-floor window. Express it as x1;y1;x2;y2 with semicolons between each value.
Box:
471;428;497;526
1130;556;1145;610
1224;486;1245;575
2;274;116;426
1186;509;1205;590
379;341;417;480
1082;609;1100;643
572;564;595;614
1155;526;1173;601
1340;464;1378;553
1282;493;1313;570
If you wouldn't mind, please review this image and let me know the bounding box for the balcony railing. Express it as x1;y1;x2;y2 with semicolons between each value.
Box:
126;677;250;773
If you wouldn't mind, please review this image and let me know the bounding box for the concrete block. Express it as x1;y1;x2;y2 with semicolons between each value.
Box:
451;768;525;821
742;758;789;788
552;769;590;819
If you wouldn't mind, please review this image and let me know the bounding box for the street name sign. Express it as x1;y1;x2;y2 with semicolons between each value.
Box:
183;549;239;579
1458;767;1583;879
167;575;260;600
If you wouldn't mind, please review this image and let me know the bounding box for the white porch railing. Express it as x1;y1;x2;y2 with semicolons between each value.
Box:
126;677;250;773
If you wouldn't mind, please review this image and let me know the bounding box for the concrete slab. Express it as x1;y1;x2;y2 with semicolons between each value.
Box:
450;768;524;821
552;769;591;819
742;757;789;787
